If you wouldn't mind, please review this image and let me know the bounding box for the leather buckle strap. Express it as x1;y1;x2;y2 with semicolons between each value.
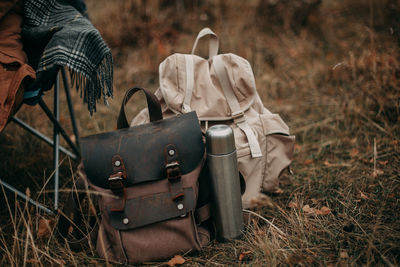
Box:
108;172;126;196
165;144;184;200
109;155;127;198
166;162;181;181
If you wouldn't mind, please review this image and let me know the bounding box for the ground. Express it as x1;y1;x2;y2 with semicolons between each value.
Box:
0;0;399;266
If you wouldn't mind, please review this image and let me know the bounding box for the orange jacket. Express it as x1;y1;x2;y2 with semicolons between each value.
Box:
0;0;36;132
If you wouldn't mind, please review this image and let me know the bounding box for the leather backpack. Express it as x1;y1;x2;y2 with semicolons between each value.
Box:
59;87;211;264
130;28;295;208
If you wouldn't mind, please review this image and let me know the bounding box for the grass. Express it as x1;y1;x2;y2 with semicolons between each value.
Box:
0;0;399;266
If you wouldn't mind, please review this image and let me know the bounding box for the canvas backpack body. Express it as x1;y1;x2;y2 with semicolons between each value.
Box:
131;28;295;209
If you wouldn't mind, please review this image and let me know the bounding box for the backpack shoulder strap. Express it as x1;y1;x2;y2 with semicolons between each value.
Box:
213;56;262;158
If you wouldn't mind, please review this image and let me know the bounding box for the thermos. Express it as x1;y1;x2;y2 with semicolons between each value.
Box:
206;124;243;241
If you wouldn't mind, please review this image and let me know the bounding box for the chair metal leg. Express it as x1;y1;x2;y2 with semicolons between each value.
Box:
0;179;55;215
3;69;81;214
38;99;80;157
61;67;80;149
10;116;76;159
53;74;60;211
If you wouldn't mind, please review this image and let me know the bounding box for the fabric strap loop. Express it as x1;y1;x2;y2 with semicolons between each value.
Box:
191;27;219;59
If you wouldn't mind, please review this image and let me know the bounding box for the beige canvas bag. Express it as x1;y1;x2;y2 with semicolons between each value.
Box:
131;28;295;208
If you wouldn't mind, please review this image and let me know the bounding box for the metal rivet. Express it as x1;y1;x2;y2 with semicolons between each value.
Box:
177;203;184;210
115;160;121;167
168;149;175;156
123;218;129;224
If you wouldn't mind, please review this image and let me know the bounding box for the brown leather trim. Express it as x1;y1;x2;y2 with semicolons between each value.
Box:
107;187;196;230
164;144;184;200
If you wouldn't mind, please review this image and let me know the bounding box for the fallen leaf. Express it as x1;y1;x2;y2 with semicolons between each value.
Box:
324;160;332;167
340;251;349;259
288;202;298;208
26;258;39;264
272;188;284;194
378;160;388;166
360;192;369;199
372;169;384;177
304;159;313;165
37;218;55;239
350;137;357;144
167;255;185;266
294;143;302;152
302;205;315;213
239;251;252;261
315;206;331;215
350;148;359;158
325;52;334;60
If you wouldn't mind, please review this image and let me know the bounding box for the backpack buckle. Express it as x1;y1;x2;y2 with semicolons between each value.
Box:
232;111;245;123
108;172;126;196
166;161;181;181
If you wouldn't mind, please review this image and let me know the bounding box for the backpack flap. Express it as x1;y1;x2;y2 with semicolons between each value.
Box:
80;88;205;190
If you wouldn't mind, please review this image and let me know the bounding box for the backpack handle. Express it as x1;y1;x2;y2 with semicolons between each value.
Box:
191;28;219;58
117;87;163;129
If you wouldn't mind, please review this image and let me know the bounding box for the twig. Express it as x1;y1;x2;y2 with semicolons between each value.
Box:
242;209;287;237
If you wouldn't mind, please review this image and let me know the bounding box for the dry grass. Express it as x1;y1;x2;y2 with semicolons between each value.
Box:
0;0;399;266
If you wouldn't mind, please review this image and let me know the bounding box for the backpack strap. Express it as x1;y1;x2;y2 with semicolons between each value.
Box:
117;87;163;129
182;55;194;113
213;56;262;158
184;28;219;113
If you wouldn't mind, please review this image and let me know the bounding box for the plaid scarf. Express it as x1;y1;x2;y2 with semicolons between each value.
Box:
22;0;113;114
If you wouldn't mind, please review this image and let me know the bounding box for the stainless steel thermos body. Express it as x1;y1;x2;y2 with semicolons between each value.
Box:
206;125;243;241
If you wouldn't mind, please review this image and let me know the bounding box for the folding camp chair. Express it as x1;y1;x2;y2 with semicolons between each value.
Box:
0;68;80;215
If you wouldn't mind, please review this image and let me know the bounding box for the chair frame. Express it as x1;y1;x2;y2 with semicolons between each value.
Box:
0;68;80;215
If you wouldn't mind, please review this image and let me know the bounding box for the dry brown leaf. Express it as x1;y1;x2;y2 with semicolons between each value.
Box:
304;159;313;165
272;188;284;194
378;160;388;166
288;202;298;208
294;143;302;152
167;255;185;266
239;251;252;261
350;148;359;158
360;192;369;199
372;169;384;177
315;206;331;215
340;251;349;259
323;160;332;167
302;204;315;213
37;218;55;239
26;258;39;264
